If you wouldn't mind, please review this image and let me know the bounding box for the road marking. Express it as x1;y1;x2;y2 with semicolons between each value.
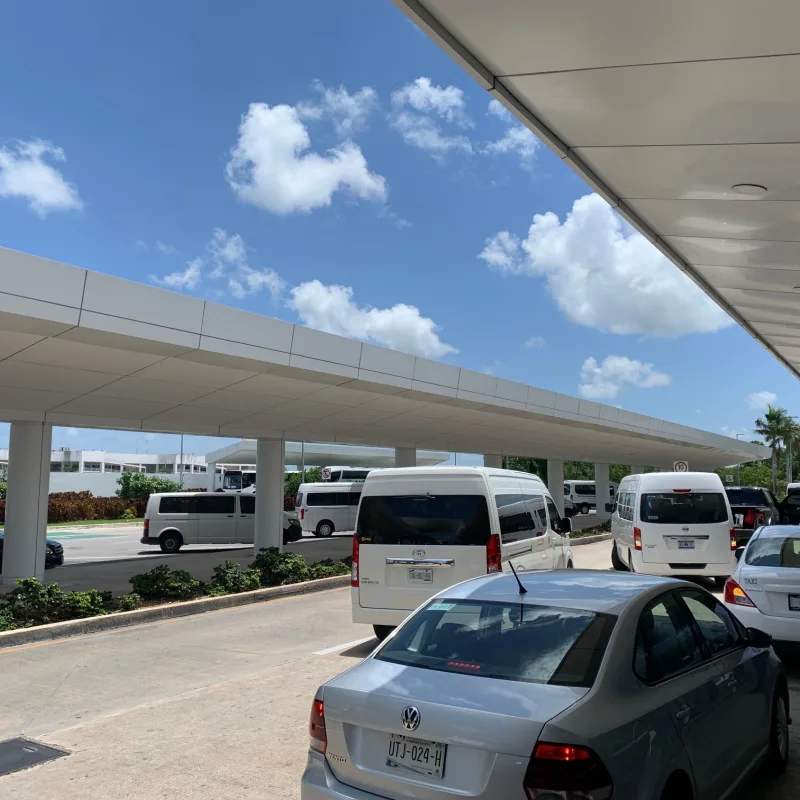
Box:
314;636;375;655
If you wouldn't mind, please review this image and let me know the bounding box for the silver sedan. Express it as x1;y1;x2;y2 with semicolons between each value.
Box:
302;570;789;800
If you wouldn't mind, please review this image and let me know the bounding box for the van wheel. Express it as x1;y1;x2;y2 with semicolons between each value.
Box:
713;576;727;589
315;520;335;538
611;541;628;571
766;687;790;775
580;503;590;515
373;625;394;641
566;560;573;569
159;531;183;553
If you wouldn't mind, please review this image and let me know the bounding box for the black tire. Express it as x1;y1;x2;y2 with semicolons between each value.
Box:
373;625;394;642
713;576;727;590
159;530;183;554
315;520;335;538
766;687;790;775
566;560;573;569
611;541;628;571
628;550;636;573
580;503;591;515
660;771;694;800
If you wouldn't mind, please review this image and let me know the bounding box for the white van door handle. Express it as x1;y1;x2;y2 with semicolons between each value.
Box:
385;558;455;567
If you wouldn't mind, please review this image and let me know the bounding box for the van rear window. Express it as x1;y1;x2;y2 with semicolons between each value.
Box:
640;493;728;525
356;495;490;546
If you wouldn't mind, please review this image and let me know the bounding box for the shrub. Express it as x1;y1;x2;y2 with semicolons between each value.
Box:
116;593;143;611
0;606;17;631
129;564;204;600
64;590;108;619
308;559;350;580
117;472;180;501
121;507;137;520
208;561;262;596
6;578;68;626
250;547;310;587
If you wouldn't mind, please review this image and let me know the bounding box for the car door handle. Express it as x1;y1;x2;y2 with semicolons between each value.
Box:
675;706;691;722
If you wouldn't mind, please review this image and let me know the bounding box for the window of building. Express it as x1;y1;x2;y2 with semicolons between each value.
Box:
104;463;122;473
83;462;102;473
157;464;174;474
63;462;79;473
50;462;62;472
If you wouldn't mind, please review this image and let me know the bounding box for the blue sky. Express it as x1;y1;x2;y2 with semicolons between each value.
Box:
0;0;795;460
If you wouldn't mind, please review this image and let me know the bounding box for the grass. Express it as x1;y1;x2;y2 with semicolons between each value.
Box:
47;518;144;528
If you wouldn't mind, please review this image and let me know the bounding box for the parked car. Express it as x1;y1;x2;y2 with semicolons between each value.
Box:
725;525;800;644
780;491;800;525
0;531;64;570
296;481;363;537
564;479;618;515
303;570;788;800
563;497;578;518
725;485;780;545
283;511;303;544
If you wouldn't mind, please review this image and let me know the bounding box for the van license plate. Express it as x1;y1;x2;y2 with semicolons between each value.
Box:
408;568;433;583
678;540;695;550
387;734;446;778
789;595;800;611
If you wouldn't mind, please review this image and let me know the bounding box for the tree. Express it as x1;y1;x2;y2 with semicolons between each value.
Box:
285;467;322;498
506;457;547;479
117;472;180;500
754;405;792;492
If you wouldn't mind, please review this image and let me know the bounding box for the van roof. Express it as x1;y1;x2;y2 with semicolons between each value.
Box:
364;466;546;482
619;471;725;490
297;481;365;490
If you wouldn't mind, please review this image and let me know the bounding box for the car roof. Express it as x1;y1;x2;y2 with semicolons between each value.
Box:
751;525;800;540
442;569;678;614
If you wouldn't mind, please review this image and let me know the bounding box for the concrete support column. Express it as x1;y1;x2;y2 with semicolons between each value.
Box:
630;465;644;475
1;422;52;584
594;462;610;521
206;461;217;492
395;447;416;468
255;439;284;553
483;454;503;469
546;458;565;518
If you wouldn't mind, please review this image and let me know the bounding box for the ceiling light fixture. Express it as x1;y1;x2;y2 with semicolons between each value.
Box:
731;183;768;197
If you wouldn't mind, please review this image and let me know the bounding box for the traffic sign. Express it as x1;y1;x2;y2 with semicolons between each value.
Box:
673;460;689;473
725;474;734;484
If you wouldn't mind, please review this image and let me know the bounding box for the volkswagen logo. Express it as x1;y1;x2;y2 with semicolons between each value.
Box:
401;706;421;732
412;548;426;558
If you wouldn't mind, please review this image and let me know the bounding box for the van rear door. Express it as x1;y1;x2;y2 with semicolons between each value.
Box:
356;491;491;612
639;491;732;565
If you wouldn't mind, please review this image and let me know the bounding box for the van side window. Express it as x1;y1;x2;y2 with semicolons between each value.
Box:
239;496;255;514
348;492;361;506
496;493;536;542
196;495;235;514
159;496;196;514
574;485;593;496
526;493;548;531
545;498;561;530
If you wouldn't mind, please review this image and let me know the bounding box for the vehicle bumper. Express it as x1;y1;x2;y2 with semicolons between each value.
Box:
284;525;303;544
45;552;64;568
140;536;160;545
723;602;800;643
302;752;381;799
351;592;411;627
634;551;735;577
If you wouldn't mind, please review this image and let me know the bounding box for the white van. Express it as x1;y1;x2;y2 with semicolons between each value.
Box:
563;479;618;515
351;467;573;639
296;481;364;537
140;492;301;552
609;471;736;586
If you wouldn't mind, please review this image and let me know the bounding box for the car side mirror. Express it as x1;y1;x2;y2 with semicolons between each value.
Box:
735;547;745;562
746;627;772;648
559;517;572;535
605;503;613;513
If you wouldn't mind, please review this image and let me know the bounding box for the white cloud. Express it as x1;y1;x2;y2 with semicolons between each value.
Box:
0;139;82;216
390;112;473;155
297;81;378;138
229;266;286;300
484;100;539;168
289;280;457;358
391;78;470;126
226;102;387;214
488;99;512;121
152;258;203;291
65;427;80;438
155;240;176;255
479;193;734;337
525;336;545;349
578;355;670;400
746;391;777;412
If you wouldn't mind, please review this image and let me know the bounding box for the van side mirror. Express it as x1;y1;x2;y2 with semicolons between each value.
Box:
746;627;772;648
559;517;572;535
605;503;613;513
735;547;745;562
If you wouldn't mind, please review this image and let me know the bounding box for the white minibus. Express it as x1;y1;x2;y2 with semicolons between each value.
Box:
351;467;573;640
296;481;364;537
609;471;736;586
563;480;618;515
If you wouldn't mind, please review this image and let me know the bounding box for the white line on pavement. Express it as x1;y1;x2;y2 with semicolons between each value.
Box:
314;636;375;655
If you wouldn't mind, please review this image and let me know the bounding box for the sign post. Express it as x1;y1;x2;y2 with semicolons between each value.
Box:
673;460;689;473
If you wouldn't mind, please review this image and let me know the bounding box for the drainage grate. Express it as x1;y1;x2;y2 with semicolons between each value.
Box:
0;737;69;776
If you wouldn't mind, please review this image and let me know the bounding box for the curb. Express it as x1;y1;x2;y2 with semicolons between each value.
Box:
0;574;351;649
570;532;612;546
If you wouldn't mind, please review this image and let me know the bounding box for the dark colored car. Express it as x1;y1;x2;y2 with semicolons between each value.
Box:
0;531;64;569
779;491;800;526
725;486;780;546
284;513;303;544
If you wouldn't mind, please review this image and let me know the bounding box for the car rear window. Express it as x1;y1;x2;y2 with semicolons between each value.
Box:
746;537;800;568
640;493;728;525
376;599;615;687
356;495;490;546
726;489;767;506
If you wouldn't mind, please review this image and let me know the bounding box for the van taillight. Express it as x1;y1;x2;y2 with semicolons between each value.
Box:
143;519;149;533
309;694;327;754
523;742;613;799
351;535;359;587
486;533;502;574
300;508;305;520
634;527;642;551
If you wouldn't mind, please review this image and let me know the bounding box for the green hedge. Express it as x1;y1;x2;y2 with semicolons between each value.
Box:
0;491;146;525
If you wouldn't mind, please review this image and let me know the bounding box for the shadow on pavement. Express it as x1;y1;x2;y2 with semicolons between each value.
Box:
339;640;378;659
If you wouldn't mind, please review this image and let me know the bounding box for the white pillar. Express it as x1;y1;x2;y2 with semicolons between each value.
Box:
2;422;52;584
484;454;503;469
207;461;217;491
547;458;565;518
255;439;284;552
395;447;416;468
594;462;610;521
630;465;644;475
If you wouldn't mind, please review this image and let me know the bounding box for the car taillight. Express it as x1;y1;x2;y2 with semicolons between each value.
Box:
524;741;613;799
725;577;755;607
730;528;737;551
486;533;502;574
634;527;642;551
309;694;327;754
351;535;359;587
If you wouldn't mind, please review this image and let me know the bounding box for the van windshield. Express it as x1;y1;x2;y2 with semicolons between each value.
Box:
356;495;491;546
640;493;728;525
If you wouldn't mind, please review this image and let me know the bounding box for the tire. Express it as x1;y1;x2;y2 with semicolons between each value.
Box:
580;503;591;515
159;530;183;554
373;625;394;642
628;550;636;573
315;520;335;538
766;687;790;775
566;560;574;569
713;576;727;589
611;540;628;571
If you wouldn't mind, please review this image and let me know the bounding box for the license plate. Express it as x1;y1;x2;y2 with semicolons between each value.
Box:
408;568;433;583
387;734;446;778
789;595;800;611
678;540;695;550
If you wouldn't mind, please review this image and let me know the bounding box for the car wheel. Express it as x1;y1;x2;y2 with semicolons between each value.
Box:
580;503;590;515
159;531;183;554
315;520;334;538
566;560;573;569
611;541;628;571
373;625;394;642
766;687;790;775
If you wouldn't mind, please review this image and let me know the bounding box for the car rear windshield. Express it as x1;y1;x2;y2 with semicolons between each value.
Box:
726;488;767;506
356;495;491;546
375;599;616;687
640;493;728;525
746;537;800;568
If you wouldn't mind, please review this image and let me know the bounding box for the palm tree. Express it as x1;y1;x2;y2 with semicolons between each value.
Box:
754;405;791;492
